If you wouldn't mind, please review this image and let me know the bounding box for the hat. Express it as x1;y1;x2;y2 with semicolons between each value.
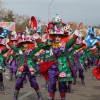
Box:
85;35;97;48
97;36;100;42
75;38;82;44
48;14;72;35
29;16;37;31
17;31;23;39
37;25;41;33
0;27;10;38
0;35;5;39
87;27;96;36
18;35;34;47
48;14;71;42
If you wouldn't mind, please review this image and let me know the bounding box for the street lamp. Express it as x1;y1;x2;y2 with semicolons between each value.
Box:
48;0;55;22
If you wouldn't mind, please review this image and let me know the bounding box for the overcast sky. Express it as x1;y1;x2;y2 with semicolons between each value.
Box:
3;0;100;26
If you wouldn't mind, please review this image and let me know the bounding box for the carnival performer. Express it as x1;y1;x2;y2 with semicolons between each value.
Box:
67;37;86;91
33;14;84;100
7;31;43;100
83;27;100;80
0;27;10;91
7;34;18;81
0;38;9;91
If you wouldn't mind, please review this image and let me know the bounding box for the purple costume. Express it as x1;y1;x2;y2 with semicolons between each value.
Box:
15;50;39;90
48;48;67;93
74;51;84;79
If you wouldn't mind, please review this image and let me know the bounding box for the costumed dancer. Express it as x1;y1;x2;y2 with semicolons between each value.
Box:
83;27;100;80
77;40;95;84
0;38;9;91
7;39;43;100
35;14;83;100
67;37;85;87
7;34;18;81
0;27;10;91
7;17;43;100
40;32;51;89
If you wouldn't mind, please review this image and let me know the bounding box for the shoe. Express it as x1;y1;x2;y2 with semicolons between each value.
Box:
49;97;54;100
9;73;13;81
0;83;4;91
67;85;74;93
37;91;43;100
37;74;41;77
73;82;76;85
24;78;27;83
12;90;19;100
1;86;4;91
68;90;74;93
82;82;85;85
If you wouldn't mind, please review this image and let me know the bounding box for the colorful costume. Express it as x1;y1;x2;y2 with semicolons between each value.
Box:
0;40;9;91
34;15;83;100
8;28;43;100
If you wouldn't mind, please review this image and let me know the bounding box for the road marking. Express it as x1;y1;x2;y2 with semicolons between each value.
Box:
18;92;33;100
6;76;10;79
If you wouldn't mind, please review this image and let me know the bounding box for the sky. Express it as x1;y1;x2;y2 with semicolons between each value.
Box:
3;0;100;26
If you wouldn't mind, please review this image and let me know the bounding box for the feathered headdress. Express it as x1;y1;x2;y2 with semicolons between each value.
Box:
29;16;37;31
87;27;96;36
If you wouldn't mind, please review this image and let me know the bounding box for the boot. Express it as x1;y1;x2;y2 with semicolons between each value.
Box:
0;83;4;91
73;78;76;85
24;77;27;83
14;73;17;80
67;85;74;93
61;98;66;100
81;78;85;85
37;91;43;100
12;90;19;100
10;73;13;81
37;70;41;77
45;80;49;89
49;97;54;100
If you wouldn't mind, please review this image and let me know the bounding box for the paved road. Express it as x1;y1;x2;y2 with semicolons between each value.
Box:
1;67;100;100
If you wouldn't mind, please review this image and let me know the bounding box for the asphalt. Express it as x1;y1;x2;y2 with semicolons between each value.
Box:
1;67;100;100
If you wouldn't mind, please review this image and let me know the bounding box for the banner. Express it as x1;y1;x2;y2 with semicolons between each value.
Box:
0;22;15;31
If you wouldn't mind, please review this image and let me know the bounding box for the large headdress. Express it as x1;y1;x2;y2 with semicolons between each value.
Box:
29;16;37;32
10;31;17;41
87;27;96;37
85;27;97;48
0;27;11;38
47;14;71;42
85;35;97;48
17;31;23;39
29;16;42;35
17;35;35;50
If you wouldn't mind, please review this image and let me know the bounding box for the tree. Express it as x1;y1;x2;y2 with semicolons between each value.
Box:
14;14;30;31
2;10;15;22
70;22;78;32
0;0;7;21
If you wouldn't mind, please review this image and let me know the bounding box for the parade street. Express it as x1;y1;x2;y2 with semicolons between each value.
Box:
0;67;100;100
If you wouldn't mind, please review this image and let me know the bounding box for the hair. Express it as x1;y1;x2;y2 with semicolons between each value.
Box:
49;35;70;43
28;43;35;50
